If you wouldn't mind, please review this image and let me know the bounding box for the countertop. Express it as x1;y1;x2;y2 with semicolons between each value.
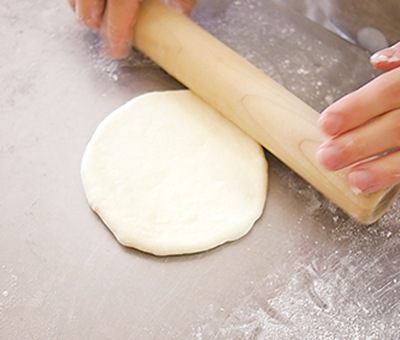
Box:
1;0;400;339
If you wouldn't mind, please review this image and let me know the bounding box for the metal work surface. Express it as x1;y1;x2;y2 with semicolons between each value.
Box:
1;0;400;338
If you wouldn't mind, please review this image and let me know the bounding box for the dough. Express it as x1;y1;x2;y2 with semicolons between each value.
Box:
81;90;268;256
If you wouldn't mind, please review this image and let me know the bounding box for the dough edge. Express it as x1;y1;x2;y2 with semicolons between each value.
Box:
81;90;268;256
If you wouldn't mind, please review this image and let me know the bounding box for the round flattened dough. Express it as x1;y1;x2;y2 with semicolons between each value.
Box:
81;90;268;256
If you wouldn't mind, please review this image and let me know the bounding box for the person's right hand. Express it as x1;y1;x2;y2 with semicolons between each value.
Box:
69;0;197;59
316;42;400;194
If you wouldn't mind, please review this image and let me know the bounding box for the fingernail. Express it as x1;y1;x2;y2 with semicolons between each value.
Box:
349;169;375;194
318;112;342;136
370;50;389;63
371;48;400;64
316;142;342;170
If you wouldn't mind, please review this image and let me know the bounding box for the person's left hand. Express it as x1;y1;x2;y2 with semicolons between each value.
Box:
317;42;400;194
69;0;197;59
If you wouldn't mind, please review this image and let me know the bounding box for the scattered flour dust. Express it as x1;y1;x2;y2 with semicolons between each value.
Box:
78;1;399;337
190;147;400;339
83;30;155;82
190;190;400;339
194;0;378;112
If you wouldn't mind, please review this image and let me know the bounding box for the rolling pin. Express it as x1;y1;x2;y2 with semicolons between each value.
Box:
132;0;399;224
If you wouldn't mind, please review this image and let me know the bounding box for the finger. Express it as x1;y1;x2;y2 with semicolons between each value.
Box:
317;109;400;171
348;150;400;194
370;42;400;72
101;0;143;59
76;0;105;29
167;0;197;15
318;67;400;136
69;0;76;11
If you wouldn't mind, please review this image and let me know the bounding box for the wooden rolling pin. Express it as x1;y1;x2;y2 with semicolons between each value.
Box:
132;0;399;224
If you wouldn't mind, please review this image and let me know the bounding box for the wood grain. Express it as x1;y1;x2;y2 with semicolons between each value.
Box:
132;0;399;224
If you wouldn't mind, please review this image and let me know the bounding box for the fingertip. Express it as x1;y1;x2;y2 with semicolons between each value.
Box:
316;141;342;171
103;38;132;59
69;0;76;11
318;110;343;136
370;42;400;71
370;50;393;72
82;16;102;30
102;30;133;59
76;1;104;30
348;168;377;194
370;51;389;65
348;150;400;195
100;0;141;59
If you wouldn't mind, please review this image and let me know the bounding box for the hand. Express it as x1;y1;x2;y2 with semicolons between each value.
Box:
69;0;197;59
317;42;400;194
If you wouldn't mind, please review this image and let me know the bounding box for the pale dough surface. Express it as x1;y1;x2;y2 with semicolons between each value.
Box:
81;90;268;256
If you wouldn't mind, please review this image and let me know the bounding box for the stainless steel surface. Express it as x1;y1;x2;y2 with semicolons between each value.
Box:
272;0;400;52
1;1;400;339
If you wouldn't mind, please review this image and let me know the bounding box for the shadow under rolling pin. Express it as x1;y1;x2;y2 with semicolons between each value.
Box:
132;0;400;224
